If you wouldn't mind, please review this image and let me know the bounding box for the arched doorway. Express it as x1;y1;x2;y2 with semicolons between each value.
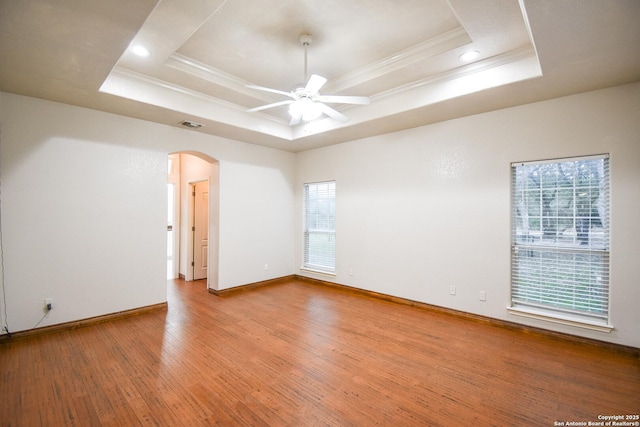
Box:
167;151;219;290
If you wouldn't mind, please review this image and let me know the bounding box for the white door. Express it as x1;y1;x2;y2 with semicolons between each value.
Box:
193;180;209;280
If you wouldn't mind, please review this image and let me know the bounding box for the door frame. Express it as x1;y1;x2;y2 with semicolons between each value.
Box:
189;179;209;281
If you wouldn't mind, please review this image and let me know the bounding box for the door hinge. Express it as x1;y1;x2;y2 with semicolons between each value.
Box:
191;261;195;267
192;226;196;232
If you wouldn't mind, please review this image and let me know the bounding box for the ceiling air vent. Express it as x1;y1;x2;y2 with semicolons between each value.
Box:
179;120;203;129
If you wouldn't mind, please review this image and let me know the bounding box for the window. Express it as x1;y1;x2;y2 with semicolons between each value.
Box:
510;155;610;327
303;181;336;273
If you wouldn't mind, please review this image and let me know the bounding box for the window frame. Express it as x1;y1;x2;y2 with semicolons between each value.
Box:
508;154;613;332
302;180;336;275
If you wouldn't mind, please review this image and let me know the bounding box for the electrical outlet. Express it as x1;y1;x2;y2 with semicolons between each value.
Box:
45;298;54;311
449;285;456;296
479;291;486;301
264;263;269;271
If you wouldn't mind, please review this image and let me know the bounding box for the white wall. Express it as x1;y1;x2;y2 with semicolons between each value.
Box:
295;83;640;348
1;84;637;347
0;92;296;333
217;157;296;289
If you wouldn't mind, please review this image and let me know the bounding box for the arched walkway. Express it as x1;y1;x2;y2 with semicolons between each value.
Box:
168;151;219;290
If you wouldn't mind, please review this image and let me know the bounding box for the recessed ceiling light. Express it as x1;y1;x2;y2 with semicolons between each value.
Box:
459;50;480;62
131;45;151;57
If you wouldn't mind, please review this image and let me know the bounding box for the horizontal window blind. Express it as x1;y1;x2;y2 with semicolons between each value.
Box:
511;155;610;321
303;181;336;272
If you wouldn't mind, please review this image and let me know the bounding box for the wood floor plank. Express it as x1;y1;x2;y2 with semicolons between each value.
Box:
1;277;638;426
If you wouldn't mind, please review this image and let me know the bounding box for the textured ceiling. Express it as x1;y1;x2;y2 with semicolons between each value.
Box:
1;0;639;152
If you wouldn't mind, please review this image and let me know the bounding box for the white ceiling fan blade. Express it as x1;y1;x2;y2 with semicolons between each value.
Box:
246;84;294;98
316;95;370;105
318;103;349;123
289;110;303;126
247;100;294;112
305;74;327;93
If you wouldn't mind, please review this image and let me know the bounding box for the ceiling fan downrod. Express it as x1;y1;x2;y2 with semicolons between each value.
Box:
299;34;313;83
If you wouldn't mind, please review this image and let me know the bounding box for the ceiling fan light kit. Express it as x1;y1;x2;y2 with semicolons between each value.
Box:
246;34;370;126
289;98;323;122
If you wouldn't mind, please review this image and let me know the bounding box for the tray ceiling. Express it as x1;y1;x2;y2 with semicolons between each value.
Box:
1;0;639;151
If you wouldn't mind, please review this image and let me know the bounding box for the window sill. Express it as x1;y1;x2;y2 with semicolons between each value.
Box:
299;267;336;278
507;306;614;333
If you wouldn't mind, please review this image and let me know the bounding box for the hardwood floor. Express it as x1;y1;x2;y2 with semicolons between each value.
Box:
1;278;638;426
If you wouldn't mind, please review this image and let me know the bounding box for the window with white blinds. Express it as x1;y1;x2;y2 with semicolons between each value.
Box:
511;155;610;323
303;181;336;273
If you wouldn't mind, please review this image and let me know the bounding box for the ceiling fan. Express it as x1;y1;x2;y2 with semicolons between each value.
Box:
246;34;370;126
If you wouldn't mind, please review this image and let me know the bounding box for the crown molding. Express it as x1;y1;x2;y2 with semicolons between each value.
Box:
99;44;539;144
165;53;276;103
100;66;293;139
163;27;472;102
325;27;471;94
372;44;539;100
